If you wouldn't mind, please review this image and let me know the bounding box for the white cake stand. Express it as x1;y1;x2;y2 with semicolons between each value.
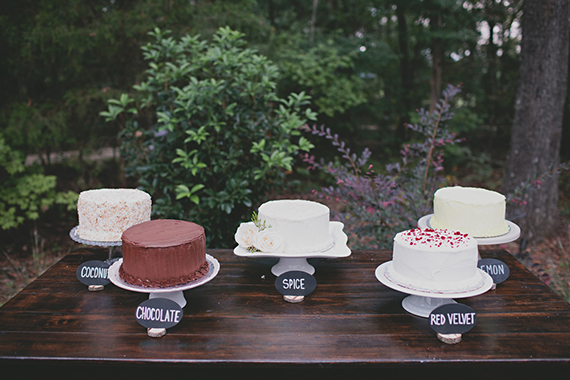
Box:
70;226;122;262
108;254;220;308
233;221;351;276
417;215;521;246
375;261;493;318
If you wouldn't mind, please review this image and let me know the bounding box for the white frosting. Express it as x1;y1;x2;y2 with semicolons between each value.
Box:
388;228;484;293
77;188;151;242
237;199;334;254
259;199;334;253
430;186;509;238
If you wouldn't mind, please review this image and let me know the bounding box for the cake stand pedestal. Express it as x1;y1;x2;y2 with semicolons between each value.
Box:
234;222;351;302
375;261;493;318
270;257;315;276
70;226;122;291
401;295;457;317
108;254;220;337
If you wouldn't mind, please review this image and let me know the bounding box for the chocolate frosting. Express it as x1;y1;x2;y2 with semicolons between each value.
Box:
122;219;205;248
119;219;208;288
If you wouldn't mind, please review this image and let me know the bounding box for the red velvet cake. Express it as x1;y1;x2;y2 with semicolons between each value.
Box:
119;219;209;288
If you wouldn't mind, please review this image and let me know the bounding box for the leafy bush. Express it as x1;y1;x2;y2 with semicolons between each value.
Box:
0;135;77;230
303;85;463;249
101;27;316;247
275;36;366;118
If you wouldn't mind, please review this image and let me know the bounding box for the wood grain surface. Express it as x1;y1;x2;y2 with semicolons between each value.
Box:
1;248;569;379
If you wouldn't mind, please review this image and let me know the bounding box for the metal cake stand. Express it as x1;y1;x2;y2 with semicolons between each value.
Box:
69;226;122;262
70;226;123;291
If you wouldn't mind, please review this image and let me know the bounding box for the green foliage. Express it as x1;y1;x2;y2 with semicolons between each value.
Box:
0;136;78;230
1;0;273;158
1;102;73;156
276;37;366;117
1;0;535;165
102;27;317;247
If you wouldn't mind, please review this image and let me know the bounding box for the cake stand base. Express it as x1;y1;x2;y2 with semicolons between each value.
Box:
271;257;315;276
402;295;456;318
437;332;462;344
147;328;167;338
283;295;305;303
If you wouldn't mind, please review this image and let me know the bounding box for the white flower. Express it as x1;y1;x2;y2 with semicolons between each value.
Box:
235;222;257;248
253;229;285;253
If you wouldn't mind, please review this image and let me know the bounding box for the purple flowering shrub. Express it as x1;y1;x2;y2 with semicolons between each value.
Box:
302;84;463;249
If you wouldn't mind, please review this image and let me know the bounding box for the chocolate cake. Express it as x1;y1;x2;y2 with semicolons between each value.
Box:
119;219;209;288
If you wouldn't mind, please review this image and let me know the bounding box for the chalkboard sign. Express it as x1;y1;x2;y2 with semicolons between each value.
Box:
135;298;183;330
478;258;510;284
275;271;317;296
429;303;477;335
76;260;110;286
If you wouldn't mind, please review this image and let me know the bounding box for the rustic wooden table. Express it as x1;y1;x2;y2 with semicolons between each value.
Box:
1;248;569;379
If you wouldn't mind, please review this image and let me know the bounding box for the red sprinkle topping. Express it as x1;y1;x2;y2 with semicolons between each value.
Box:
400;228;471;248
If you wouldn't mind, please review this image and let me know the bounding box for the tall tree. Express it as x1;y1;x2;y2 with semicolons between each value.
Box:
503;0;569;241
429;12;443;113
395;2;412;139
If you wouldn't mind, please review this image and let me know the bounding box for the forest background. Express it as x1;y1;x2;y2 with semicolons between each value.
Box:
1;0;569;304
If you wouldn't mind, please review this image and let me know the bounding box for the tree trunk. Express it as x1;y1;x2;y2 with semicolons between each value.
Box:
396;5;412;140
503;0;569;242
310;0;318;42
429;13;443;113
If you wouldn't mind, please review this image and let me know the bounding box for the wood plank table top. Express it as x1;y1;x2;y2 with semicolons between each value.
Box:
1;248;569;379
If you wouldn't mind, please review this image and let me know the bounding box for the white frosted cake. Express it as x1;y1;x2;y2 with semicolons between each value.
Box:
77;188;151;242
430;186;509;238
386;228;484;293
235;199;334;254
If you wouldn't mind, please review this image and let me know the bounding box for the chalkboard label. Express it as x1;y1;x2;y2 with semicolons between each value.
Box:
76;260;110;286
429;303;477;335
275;271;317;296
478;258;510;284
135;298;183;329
